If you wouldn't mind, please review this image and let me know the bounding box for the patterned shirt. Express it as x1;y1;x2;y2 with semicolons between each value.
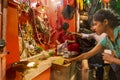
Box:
100;26;120;58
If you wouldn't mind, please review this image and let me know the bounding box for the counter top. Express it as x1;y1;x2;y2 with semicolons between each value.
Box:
22;56;61;80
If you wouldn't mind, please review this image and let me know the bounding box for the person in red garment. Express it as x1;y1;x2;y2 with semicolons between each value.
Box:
56;22;80;57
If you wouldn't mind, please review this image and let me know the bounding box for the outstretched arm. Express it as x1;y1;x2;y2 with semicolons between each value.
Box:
71;32;94;39
64;42;104;63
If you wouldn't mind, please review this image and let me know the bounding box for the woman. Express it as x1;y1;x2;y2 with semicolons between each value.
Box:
65;9;120;80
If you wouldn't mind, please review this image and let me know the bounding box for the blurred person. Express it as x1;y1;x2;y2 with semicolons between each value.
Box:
56;22;80;57
72;23;107;80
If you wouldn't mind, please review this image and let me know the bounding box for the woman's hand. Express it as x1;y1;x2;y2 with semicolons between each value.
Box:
71;32;82;37
102;53;115;64
64;58;73;64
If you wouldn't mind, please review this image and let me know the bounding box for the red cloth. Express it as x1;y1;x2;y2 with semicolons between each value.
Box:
57;31;80;52
67;43;80;52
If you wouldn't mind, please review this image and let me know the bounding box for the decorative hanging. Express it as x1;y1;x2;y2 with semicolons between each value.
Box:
110;0;120;16
103;0;110;3
62;0;76;20
102;0;110;9
76;0;83;11
18;1;56;59
85;0;90;6
62;5;76;20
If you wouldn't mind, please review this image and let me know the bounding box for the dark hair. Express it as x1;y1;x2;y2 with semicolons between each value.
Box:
62;22;69;30
93;9;120;28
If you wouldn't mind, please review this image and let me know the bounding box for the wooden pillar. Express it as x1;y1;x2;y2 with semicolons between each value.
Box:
0;0;3;38
0;0;8;80
2;0;8;40
0;0;7;38
0;55;1;80
0;52;7;80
